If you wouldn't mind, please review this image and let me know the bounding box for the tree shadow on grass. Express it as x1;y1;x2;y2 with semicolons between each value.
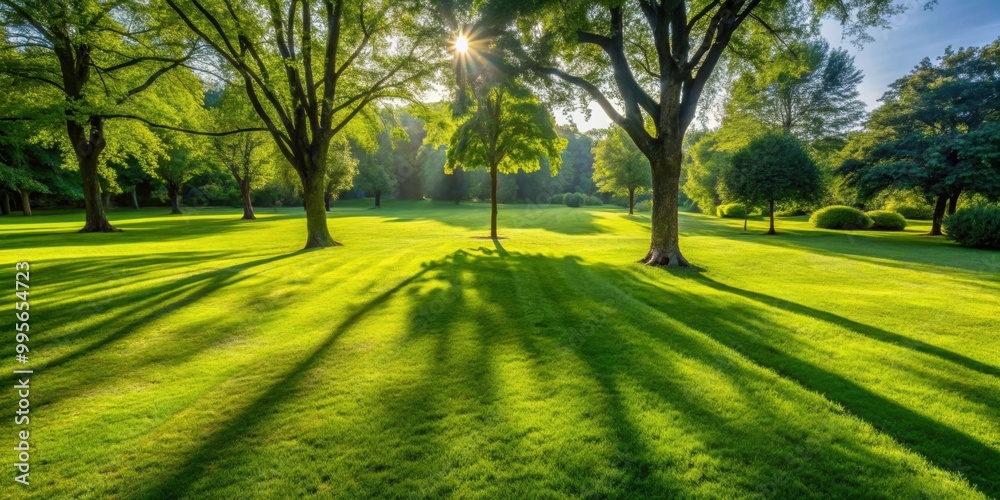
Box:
612;266;1000;496
329;200;608;236
367;249;989;497
137;262;443;498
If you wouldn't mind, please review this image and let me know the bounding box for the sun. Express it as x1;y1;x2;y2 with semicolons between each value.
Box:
454;35;469;53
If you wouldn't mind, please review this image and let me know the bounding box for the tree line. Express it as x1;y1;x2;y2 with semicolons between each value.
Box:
4;0;980;265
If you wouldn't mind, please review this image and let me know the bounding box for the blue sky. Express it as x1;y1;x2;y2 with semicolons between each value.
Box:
562;0;1000;131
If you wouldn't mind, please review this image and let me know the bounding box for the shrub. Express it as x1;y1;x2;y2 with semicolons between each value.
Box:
865;210;907;230
583;194;603;206
565;193;583;207
716;203;746;218
775;208;808;217
887;202;933;220
549;193;566;205
810;205;874;229
943;206;1000;249
635;200;652;212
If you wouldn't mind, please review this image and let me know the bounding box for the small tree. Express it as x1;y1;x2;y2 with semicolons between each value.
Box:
354;132;397;209
446;79;566;239
592;127;650;215
211;89;275;220
723;134;822;235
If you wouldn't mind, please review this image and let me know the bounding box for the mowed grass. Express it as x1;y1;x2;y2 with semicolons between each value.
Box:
1;200;998;498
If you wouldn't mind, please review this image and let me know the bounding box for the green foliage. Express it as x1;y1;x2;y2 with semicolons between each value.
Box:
634;199;652;212
353;129;398;198
943;206;1000;249
592;126;650;198
719;40;865;149
838;38;1000;211
446;82;566;177
887;203;934;221
717;204;747;219
722;134;823;217
565;193;582;208
682;131;730;214
866;210;907;230
810;205;874;230
549;193;566;205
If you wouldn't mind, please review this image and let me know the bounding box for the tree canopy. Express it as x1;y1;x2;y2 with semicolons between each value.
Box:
838;37;1000;235
592;126;651;214
723;133;822;234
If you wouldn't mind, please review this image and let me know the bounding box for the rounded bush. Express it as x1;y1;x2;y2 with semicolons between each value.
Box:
583;195;603;206
716;203;746;218
943;206;1000;249
565;193;583;207
634;200;652;212
549;193;566;205
865;210;907;231
809;205;874;230
775;208;808;217
887;202;933;220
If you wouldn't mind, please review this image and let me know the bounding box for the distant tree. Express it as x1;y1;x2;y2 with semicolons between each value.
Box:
154;131;210;214
720;40;866;150
682;131;730;215
354;132;397;209
325;139;359;210
838;38;1000;235
723;134;822;234
446;79;566;239
211;89;276;220
592;127;651;215
393;112;428;200
553;126;596;195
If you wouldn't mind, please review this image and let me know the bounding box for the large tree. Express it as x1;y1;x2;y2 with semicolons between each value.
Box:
445;78;566;239
722;133;822;234
592;126;651;214
454;0;907;265
838;38;1000;236
164;0;443;248
0;0;199;231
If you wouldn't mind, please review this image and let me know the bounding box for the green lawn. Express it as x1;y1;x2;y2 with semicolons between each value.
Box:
1;200;998;498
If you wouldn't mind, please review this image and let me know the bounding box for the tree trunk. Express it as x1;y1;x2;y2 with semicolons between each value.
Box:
102;190;112;210
131;188;139;209
947;191;960;215
301;172;338;248
70;117;119;232
374;190;382;208
240;182;256;220
324;189;332;211
930;194;948;236
1;191;10;215
628;187;635;215
490;164;498;239
20;190;32;216
642;141;688;266
168;185;182;214
767;198;776;235
743;208;748;231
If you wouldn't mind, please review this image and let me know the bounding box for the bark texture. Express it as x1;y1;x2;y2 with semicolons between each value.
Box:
374;191;382;209
2;191;10;215
490;165;499;240
240;182;256;220
301;172;338;248
767;198;776;235
20;190;31;216
930;194;948;235
70;117;119;232
642;142;687;266
628;187;635;215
